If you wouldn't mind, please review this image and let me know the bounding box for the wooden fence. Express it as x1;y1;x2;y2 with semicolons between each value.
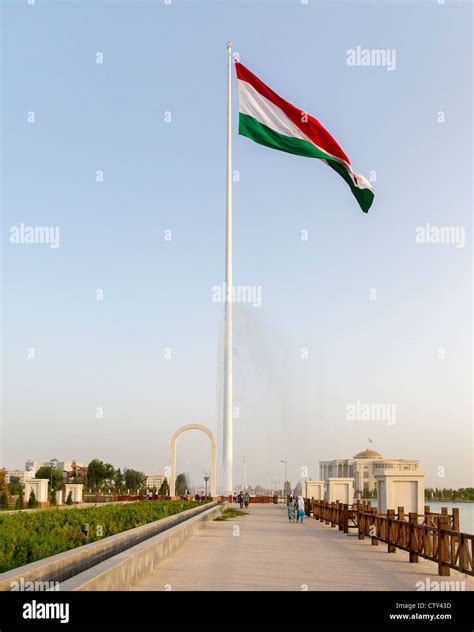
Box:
305;499;473;577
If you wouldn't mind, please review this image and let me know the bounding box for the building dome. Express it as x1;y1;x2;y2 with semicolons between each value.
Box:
353;449;383;459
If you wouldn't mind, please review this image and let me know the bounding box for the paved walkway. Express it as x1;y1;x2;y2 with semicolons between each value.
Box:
131;504;474;591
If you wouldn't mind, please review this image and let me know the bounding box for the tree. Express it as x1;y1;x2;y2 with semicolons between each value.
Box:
283;480;292;497
124;469;146;494
0;469;7;498
8;476;23;496
175;473;189;496
158;478;170;496
35;466;64;492
85;459;108;492
1;492;8;509
114;468;125;493
103;463;116;493
15;487;24;509
363;488;377;499
66;490;73;505
27;490;38;509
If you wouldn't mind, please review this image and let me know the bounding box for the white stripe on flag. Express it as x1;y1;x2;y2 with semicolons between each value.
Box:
238;80;312;143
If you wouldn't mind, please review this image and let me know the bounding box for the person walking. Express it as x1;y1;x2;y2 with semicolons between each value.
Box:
296;495;305;523
239;491;244;509
287;495;297;523
244;491;249;510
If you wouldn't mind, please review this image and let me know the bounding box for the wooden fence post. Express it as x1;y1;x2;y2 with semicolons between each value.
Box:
452;508;460;532
358;508;365;540
371;507;378;545
387;509;396;553
459;534;468;573
409;512;418;563
450;507;460;563
343;504;349;534
438;515;450;576
397;507;404;549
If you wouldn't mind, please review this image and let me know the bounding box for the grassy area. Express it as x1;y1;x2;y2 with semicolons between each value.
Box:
214;508;247;521
0;500;209;572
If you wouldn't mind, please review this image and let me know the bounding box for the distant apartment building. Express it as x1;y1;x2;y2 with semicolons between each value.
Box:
146;474;165;490
6;469;30;484
319;448;419;493
25;458;86;482
24;460;43;477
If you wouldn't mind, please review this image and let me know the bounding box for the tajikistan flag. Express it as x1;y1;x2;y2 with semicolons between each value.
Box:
235;61;374;213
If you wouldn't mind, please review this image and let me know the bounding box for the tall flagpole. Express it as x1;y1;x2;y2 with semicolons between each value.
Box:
223;41;233;495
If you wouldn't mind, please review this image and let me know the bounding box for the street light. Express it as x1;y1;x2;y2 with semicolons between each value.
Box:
203;476;209;498
50;461;54;496
280;458;288;494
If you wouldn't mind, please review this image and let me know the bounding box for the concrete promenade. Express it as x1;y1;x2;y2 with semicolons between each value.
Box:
131;503;474;591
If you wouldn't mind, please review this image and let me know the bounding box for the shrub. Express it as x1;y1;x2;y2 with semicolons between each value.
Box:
15;489;24;510
0;499;208;572
27;490;38;509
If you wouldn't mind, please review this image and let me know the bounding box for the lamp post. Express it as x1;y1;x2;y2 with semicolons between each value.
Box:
280;458;288;494
50;461;54;494
203;476;209;498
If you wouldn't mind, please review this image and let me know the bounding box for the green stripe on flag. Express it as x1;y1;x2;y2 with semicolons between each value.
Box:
238;113;374;213
239;113;332;160
326;160;374;213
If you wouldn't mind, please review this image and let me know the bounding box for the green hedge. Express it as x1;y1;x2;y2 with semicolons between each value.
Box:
0;500;208;572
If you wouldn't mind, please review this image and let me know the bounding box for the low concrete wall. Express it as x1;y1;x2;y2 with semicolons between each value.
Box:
0;501;217;591
61;502;224;590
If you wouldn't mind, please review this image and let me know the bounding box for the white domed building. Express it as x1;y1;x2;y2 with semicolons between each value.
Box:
319;448;419;494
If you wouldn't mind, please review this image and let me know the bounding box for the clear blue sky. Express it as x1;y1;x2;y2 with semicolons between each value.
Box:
2;0;472;490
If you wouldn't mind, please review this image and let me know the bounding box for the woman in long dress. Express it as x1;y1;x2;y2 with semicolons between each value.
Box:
287;495;297;523
296;495;305;523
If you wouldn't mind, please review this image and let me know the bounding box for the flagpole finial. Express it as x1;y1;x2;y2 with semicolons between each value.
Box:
226;41;232;50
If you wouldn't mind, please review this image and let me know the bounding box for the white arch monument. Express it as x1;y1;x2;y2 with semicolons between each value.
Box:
169;423;217;498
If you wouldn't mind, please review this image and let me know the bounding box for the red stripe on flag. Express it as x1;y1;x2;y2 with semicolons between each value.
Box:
235;61;350;166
